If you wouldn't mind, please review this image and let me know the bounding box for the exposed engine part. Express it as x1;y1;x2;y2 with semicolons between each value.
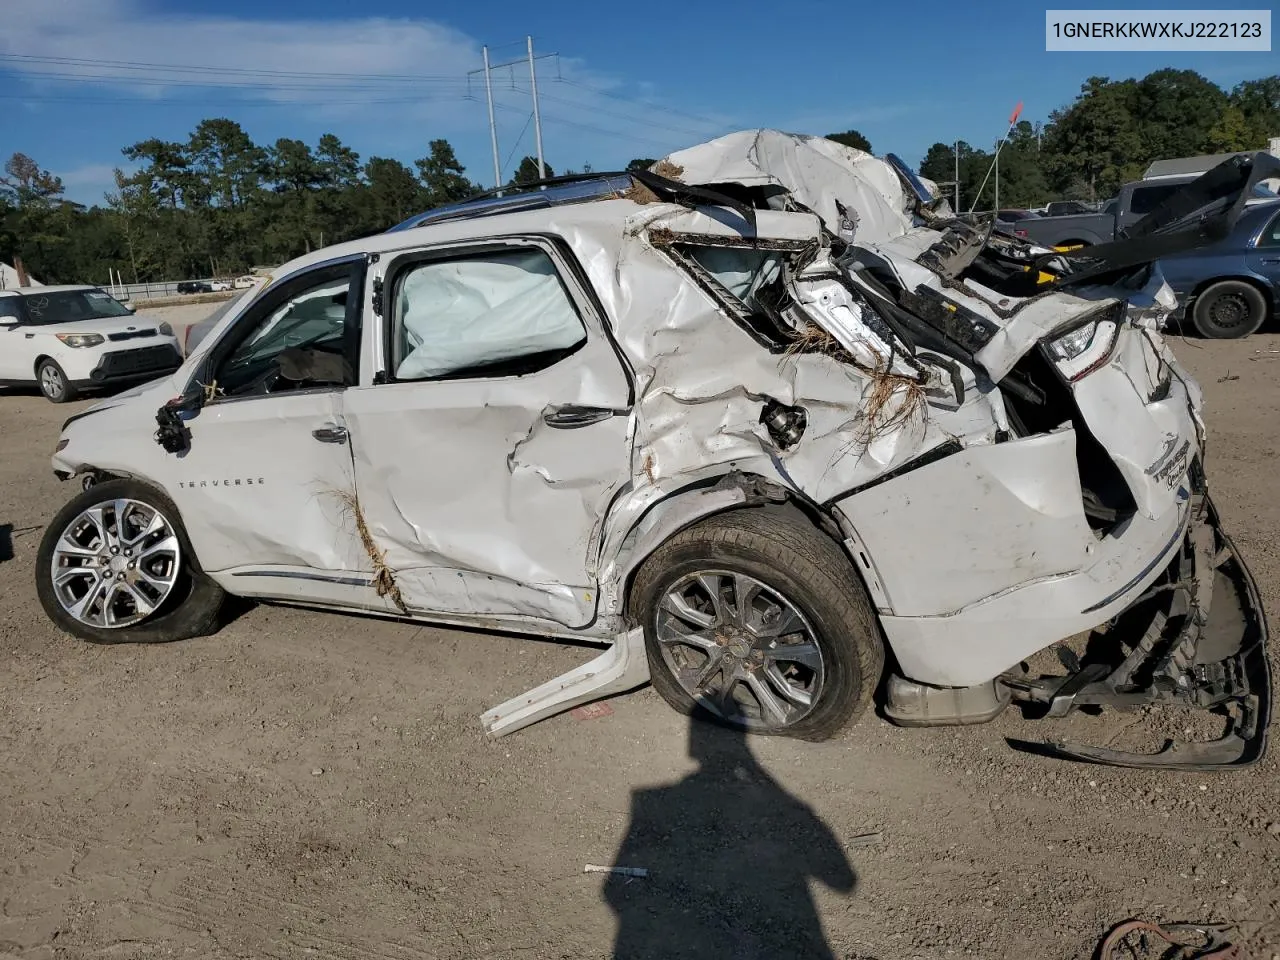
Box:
759;399;808;449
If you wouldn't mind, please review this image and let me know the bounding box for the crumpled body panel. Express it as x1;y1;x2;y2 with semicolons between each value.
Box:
660;130;919;244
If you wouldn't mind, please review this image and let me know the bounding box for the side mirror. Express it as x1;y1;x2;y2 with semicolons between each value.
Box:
0;316;19;328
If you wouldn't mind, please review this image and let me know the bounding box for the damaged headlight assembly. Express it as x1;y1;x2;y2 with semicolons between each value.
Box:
1042;302;1124;382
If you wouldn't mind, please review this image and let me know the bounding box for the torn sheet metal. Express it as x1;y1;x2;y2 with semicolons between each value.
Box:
656;130;920;244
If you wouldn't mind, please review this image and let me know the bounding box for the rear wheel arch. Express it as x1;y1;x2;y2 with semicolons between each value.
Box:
614;474;850;617
625;497;885;739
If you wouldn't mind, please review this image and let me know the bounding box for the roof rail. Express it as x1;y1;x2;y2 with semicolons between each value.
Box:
386;171;635;233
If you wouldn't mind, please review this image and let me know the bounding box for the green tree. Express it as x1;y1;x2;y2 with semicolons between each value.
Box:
1;153;64;208
363;157;424;229
1043;77;1143;199
1134;68;1228;160
415;139;475;207
316;133;361;189
1204;106;1257;152
825;130;873;153
511;156;554;185
626;157;656;171
1230;77;1280;147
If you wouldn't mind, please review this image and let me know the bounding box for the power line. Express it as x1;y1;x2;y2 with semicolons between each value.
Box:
555;77;725;129
0;53;469;83
500;111;536;179
492;100;678;150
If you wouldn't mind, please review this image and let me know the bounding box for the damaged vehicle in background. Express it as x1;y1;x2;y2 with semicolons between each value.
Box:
36;131;1273;770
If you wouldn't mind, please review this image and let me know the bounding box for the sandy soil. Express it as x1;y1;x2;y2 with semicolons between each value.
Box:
1;327;1279;960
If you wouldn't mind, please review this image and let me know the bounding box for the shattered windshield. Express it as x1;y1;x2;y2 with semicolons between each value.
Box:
21;289;133;325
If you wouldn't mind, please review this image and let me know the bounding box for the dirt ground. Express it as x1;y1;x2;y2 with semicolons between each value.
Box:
2;312;1280;960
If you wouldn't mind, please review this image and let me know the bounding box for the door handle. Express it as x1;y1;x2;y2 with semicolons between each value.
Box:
312;423;348;444
1260;256;1280;264
541;404;625;429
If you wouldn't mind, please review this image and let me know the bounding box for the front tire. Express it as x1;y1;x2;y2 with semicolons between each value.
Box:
1193;280;1267;339
36;478;225;644
628;506;884;741
37;359;77;403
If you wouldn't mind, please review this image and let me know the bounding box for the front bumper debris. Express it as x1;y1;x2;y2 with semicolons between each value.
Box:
1003;489;1270;770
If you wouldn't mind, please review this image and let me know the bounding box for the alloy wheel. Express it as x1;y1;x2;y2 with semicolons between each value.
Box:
49;498;181;629
654;570;825;730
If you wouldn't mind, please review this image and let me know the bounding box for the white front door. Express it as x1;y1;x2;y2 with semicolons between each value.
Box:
342;238;634;629
166;256;375;606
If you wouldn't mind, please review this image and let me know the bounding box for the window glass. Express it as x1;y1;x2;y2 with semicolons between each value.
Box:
215;272;353;396
393;248;586;381
0;297;21;320
21;289;132;325
1260;210;1280;248
684;246;784;310
1129;184;1181;215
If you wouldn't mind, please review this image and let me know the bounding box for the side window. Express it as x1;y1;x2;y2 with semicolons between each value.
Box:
1129;184;1180;215
667;241;794;348
1259;211;1280;248
211;264;359;398
0;298;21;321
390;248;586;381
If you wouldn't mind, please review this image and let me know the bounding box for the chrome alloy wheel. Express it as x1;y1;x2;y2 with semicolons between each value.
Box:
654;570;825;730
49;498;181;629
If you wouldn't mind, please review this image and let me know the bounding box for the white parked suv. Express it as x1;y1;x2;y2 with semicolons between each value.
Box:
0;285;183;402
33;132;1273;768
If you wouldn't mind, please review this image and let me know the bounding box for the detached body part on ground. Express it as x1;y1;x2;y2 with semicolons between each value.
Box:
38;131;1273;769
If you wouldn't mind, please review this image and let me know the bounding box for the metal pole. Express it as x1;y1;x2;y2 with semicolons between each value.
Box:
527;36;546;182
954;141;960;213
994;139;999;212
482;45;502;191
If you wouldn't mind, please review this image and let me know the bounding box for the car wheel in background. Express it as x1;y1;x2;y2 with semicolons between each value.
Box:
1193;280;1267;339
628;506;884;741
36;478;225;644
37;360;77;403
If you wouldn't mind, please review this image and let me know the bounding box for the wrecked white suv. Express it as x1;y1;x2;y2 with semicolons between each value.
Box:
37;132;1271;769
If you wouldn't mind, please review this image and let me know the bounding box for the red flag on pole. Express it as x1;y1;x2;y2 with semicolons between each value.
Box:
1009;101;1024;125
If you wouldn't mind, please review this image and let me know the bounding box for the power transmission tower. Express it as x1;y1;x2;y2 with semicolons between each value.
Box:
468;38;557;189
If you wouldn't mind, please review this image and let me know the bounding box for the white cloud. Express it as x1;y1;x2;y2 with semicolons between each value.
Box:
53;162;135;205
0;0;735;179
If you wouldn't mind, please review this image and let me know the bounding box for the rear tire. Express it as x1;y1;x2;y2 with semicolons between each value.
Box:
36;478;225;644
1192;280;1267;339
628;506;884;741
37;360;77;403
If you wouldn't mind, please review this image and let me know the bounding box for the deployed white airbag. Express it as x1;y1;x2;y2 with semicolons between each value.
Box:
395;249;585;380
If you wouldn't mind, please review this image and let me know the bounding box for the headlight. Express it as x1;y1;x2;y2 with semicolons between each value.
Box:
55;333;104;348
158;322;174;337
1043;303;1123;381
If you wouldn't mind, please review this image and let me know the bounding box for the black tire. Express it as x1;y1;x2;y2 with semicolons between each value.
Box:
36;477;226;644
1192;280;1267;339
628;505;884;741
37;359;77;403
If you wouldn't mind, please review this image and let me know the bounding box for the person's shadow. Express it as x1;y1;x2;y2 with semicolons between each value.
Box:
604;717;857;959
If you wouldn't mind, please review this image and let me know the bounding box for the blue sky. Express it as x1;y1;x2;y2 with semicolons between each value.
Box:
2;0;1276;205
